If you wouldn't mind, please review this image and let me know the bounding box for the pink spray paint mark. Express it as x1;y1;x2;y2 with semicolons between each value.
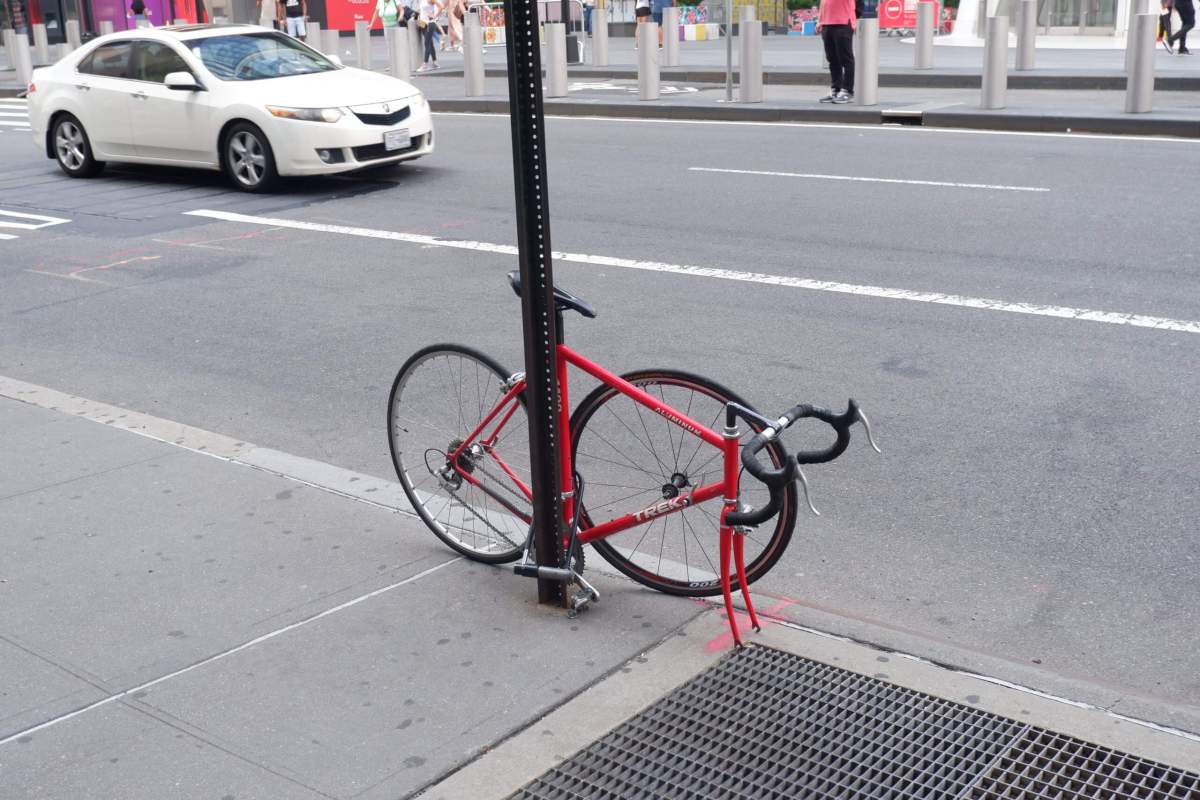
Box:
703;598;798;652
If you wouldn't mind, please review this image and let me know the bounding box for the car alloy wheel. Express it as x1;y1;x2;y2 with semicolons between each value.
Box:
228;130;268;188
55;120;87;172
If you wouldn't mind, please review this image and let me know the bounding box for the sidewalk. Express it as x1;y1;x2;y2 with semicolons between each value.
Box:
416;74;1200;137
4;374;1200;799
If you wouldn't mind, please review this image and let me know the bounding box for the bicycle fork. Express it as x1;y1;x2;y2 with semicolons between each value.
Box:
721;419;761;648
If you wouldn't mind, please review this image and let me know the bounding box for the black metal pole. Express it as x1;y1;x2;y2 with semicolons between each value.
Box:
503;0;565;606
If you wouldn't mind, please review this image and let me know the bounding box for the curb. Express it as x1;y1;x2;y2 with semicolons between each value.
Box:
429;97;1200;138
471;66;1200;92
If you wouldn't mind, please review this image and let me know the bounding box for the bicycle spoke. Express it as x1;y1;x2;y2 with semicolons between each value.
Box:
603;401;669;480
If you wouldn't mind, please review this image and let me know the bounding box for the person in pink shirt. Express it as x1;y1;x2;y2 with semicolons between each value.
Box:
816;0;858;103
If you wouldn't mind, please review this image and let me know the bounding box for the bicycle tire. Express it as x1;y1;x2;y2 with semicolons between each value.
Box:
388;343;529;564
570;369;796;597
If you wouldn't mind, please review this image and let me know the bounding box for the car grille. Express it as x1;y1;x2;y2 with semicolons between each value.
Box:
352;106;412;126
352;133;425;162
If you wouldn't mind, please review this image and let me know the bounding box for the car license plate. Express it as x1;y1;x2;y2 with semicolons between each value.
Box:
384;129;410;151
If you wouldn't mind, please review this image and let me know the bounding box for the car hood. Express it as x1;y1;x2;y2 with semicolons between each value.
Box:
231;67;419;108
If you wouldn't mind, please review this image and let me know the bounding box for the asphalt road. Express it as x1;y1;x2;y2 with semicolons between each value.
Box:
2;104;1198;732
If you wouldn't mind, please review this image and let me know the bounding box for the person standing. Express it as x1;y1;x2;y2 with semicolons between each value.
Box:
417;0;441;70
370;0;404;30
651;0;674;47
130;0;149;25
816;0;857;103
1169;0;1194;53
445;0;465;51
282;0;308;40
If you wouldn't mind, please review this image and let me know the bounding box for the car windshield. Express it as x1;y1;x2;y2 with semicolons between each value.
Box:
186;32;337;81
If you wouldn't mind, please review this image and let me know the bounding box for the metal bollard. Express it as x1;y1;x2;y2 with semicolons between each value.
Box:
387;26;409;79
355;20;371;68
2;29;16;69
914;1;933;69
463;13;484;94
855;16;879;105
738;9;762;103
1125;12;1155;113
65;19;82;50
981;15;1008;109
308;20;321;45
407;23;422;71
99;20;115;35
33;23;50;64
638;22;659;100
56;42;71;60
662;6;679;67
1016;0;1035;70
545;22;567;97
324;28;340;57
592;0;608;65
14;35;33;88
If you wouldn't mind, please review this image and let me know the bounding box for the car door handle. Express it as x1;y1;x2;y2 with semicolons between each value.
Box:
131;91;148;100
75;83;91;91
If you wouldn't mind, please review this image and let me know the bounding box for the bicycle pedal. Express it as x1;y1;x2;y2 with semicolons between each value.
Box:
567;587;597;618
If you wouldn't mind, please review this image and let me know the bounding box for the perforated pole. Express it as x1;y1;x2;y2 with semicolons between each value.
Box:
503;0;565;605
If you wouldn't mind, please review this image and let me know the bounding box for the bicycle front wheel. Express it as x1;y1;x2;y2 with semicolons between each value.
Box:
388;344;530;563
570;369;796;597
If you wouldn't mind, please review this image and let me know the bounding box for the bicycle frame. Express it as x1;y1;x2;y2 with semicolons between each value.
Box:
446;343;761;645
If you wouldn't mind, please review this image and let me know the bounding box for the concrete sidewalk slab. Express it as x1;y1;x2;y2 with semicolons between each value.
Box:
0;391;703;799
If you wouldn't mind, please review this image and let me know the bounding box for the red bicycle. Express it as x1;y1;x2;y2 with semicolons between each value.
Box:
387;273;878;645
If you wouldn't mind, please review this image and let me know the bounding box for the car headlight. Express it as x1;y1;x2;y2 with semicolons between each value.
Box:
408;93;428;111
266;106;343;123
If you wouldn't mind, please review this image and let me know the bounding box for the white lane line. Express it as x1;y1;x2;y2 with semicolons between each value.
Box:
0;120;30;127
0;233;18;240
0;557;460;747
0;111;29;117
0;209;71;229
434;111;1200;145
689;166;1049;193
184;209;1200;335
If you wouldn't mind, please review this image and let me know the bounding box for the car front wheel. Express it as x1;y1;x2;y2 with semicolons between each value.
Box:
222;122;278;192
53;114;104;178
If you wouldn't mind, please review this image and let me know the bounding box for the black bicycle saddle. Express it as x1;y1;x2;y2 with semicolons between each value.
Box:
507;271;597;318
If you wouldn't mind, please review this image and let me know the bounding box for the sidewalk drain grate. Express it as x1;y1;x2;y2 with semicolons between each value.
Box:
511;646;1200;800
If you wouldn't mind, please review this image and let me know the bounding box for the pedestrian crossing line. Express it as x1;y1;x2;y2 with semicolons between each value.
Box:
0;233;17;240
185;208;1200;336
0;120;30;126
0;111;28;116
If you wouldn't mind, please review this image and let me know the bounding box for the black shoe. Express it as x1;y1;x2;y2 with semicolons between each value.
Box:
819;90;837;103
1179;46;1192;54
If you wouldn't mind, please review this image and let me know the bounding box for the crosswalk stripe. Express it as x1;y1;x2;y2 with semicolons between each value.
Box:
0;233;19;240
0;209;71;229
0;120;30;126
0;112;29;117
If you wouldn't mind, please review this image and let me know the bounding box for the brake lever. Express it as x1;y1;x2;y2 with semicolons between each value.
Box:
857;408;882;454
795;466;820;516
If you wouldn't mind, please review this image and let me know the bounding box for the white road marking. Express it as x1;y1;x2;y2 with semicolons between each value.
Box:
0;120;31;127
0;111;29;117
434;111;1200;145
185;209;1200;335
689;166;1049;193
0;209;71;230
0;233;18;241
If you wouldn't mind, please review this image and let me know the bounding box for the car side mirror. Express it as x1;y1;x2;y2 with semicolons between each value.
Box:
326;54;343;66
164;71;203;91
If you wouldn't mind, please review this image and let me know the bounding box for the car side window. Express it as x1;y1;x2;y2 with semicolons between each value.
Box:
132;41;192;83
78;41;134;79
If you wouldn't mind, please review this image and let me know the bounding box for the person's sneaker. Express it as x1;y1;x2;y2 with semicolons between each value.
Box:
1162;38;1174;53
819;90;837;103
417;64;432;72
832;90;853;104
1179;46;1192;54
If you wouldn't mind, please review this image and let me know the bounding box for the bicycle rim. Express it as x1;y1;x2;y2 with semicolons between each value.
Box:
570;369;796;597
388;344;530;563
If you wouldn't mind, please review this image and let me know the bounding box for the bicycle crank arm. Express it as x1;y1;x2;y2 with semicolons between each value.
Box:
513;564;575;581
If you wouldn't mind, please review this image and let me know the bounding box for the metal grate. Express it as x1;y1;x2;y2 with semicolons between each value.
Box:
512;646;1200;800
968;728;1200;799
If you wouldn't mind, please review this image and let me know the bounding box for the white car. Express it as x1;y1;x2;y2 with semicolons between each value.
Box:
26;24;434;191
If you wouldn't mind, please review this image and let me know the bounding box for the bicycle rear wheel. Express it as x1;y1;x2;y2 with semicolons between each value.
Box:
388;344;530;563
570;369;796;597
